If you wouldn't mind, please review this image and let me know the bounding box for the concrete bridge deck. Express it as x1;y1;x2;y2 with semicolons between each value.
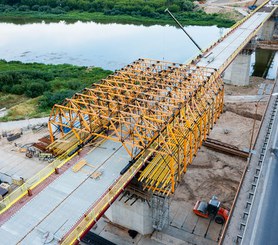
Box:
197;6;276;73
0;140;129;244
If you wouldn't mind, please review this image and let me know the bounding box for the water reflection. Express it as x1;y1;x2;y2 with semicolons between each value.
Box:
250;49;277;79
0;21;225;70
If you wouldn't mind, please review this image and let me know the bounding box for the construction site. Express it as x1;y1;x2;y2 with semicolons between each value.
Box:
0;73;270;244
0;1;278;245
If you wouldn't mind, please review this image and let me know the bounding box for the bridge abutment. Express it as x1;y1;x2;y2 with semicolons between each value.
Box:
223;51;252;86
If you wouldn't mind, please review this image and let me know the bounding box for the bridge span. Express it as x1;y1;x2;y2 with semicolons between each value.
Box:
0;2;277;244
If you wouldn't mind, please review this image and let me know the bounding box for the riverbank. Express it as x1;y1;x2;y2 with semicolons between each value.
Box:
0;10;235;27
0;61;112;122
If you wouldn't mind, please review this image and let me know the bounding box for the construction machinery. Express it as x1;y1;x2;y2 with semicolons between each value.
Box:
25;147;36;158
248;0;258;10
193;196;229;224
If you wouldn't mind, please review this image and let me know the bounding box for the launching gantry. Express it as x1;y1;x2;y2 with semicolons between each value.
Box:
48;58;224;196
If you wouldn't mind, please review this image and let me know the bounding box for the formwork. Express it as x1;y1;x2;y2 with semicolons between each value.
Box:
48;58;224;196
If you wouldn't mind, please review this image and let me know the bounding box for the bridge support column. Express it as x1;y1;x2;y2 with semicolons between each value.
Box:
105;195;153;235
258;18;275;41
223;51;252;86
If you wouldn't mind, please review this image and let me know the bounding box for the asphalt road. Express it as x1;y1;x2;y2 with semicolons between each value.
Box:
252;135;278;245
256;158;278;244
222;74;278;245
242;92;278;245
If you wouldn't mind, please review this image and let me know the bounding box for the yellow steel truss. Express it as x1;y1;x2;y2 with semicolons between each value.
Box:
48;58;224;195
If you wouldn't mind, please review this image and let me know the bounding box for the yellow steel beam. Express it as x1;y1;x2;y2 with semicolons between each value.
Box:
48;59;223;195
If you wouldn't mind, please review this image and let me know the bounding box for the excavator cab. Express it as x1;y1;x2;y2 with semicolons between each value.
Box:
193;196;229;224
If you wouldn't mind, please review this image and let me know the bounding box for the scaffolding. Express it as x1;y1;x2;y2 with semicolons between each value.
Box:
48;58;224;196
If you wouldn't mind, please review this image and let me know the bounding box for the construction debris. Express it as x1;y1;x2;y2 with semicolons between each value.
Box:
203;138;249;159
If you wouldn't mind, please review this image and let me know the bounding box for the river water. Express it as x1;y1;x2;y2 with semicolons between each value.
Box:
0;20;276;78
251;49;278;79
0;21;226;70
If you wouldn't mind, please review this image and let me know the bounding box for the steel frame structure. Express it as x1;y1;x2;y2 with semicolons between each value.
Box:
48;58;224;195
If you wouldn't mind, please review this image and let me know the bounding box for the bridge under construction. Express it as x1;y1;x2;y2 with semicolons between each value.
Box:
0;2;277;245
48;59;224;195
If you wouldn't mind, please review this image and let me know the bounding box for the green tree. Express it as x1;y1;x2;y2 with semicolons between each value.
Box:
181;1;194;11
11;84;25;95
25;80;49;98
39;89;75;109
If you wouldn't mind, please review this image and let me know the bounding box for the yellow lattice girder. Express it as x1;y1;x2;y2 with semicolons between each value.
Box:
48;58;224;195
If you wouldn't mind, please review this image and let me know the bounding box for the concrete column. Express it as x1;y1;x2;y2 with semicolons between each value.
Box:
105;196;153;235
258;18;275;41
223;51;252;86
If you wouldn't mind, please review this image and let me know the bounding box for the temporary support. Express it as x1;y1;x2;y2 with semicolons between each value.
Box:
48;58;224;196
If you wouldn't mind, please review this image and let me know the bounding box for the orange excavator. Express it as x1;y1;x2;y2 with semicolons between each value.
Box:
193;196;229;224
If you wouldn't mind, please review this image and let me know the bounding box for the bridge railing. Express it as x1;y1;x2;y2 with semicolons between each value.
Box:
218;4;278;74
0;143;79;214
201;0;272;59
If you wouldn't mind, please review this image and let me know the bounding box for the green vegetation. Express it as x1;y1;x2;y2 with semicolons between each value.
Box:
0;60;112;121
0;0;235;27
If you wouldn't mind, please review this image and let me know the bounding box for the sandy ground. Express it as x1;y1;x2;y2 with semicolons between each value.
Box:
198;0;267;19
171;77;268;211
225;77;274;96
174;109;261;209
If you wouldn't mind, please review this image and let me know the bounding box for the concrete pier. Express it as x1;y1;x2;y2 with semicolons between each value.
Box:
258;18;275;41
105;196;154;235
223;52;252;86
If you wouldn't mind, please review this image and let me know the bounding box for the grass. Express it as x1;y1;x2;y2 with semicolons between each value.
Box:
0;97;47;122
0;10;235;28
0;60;112;122
0;92;29;109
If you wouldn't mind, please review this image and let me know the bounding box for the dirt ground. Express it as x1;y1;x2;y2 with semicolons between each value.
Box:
225;77;274;96
198;0;266;20
172;77;269;211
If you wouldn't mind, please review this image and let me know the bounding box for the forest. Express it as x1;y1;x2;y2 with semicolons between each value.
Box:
0;0;200;14
0;0;235;27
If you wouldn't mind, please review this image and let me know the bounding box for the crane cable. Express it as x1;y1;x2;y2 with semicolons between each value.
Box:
165;8;203;53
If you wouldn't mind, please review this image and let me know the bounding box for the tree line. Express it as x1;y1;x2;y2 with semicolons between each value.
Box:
0;0;196;17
